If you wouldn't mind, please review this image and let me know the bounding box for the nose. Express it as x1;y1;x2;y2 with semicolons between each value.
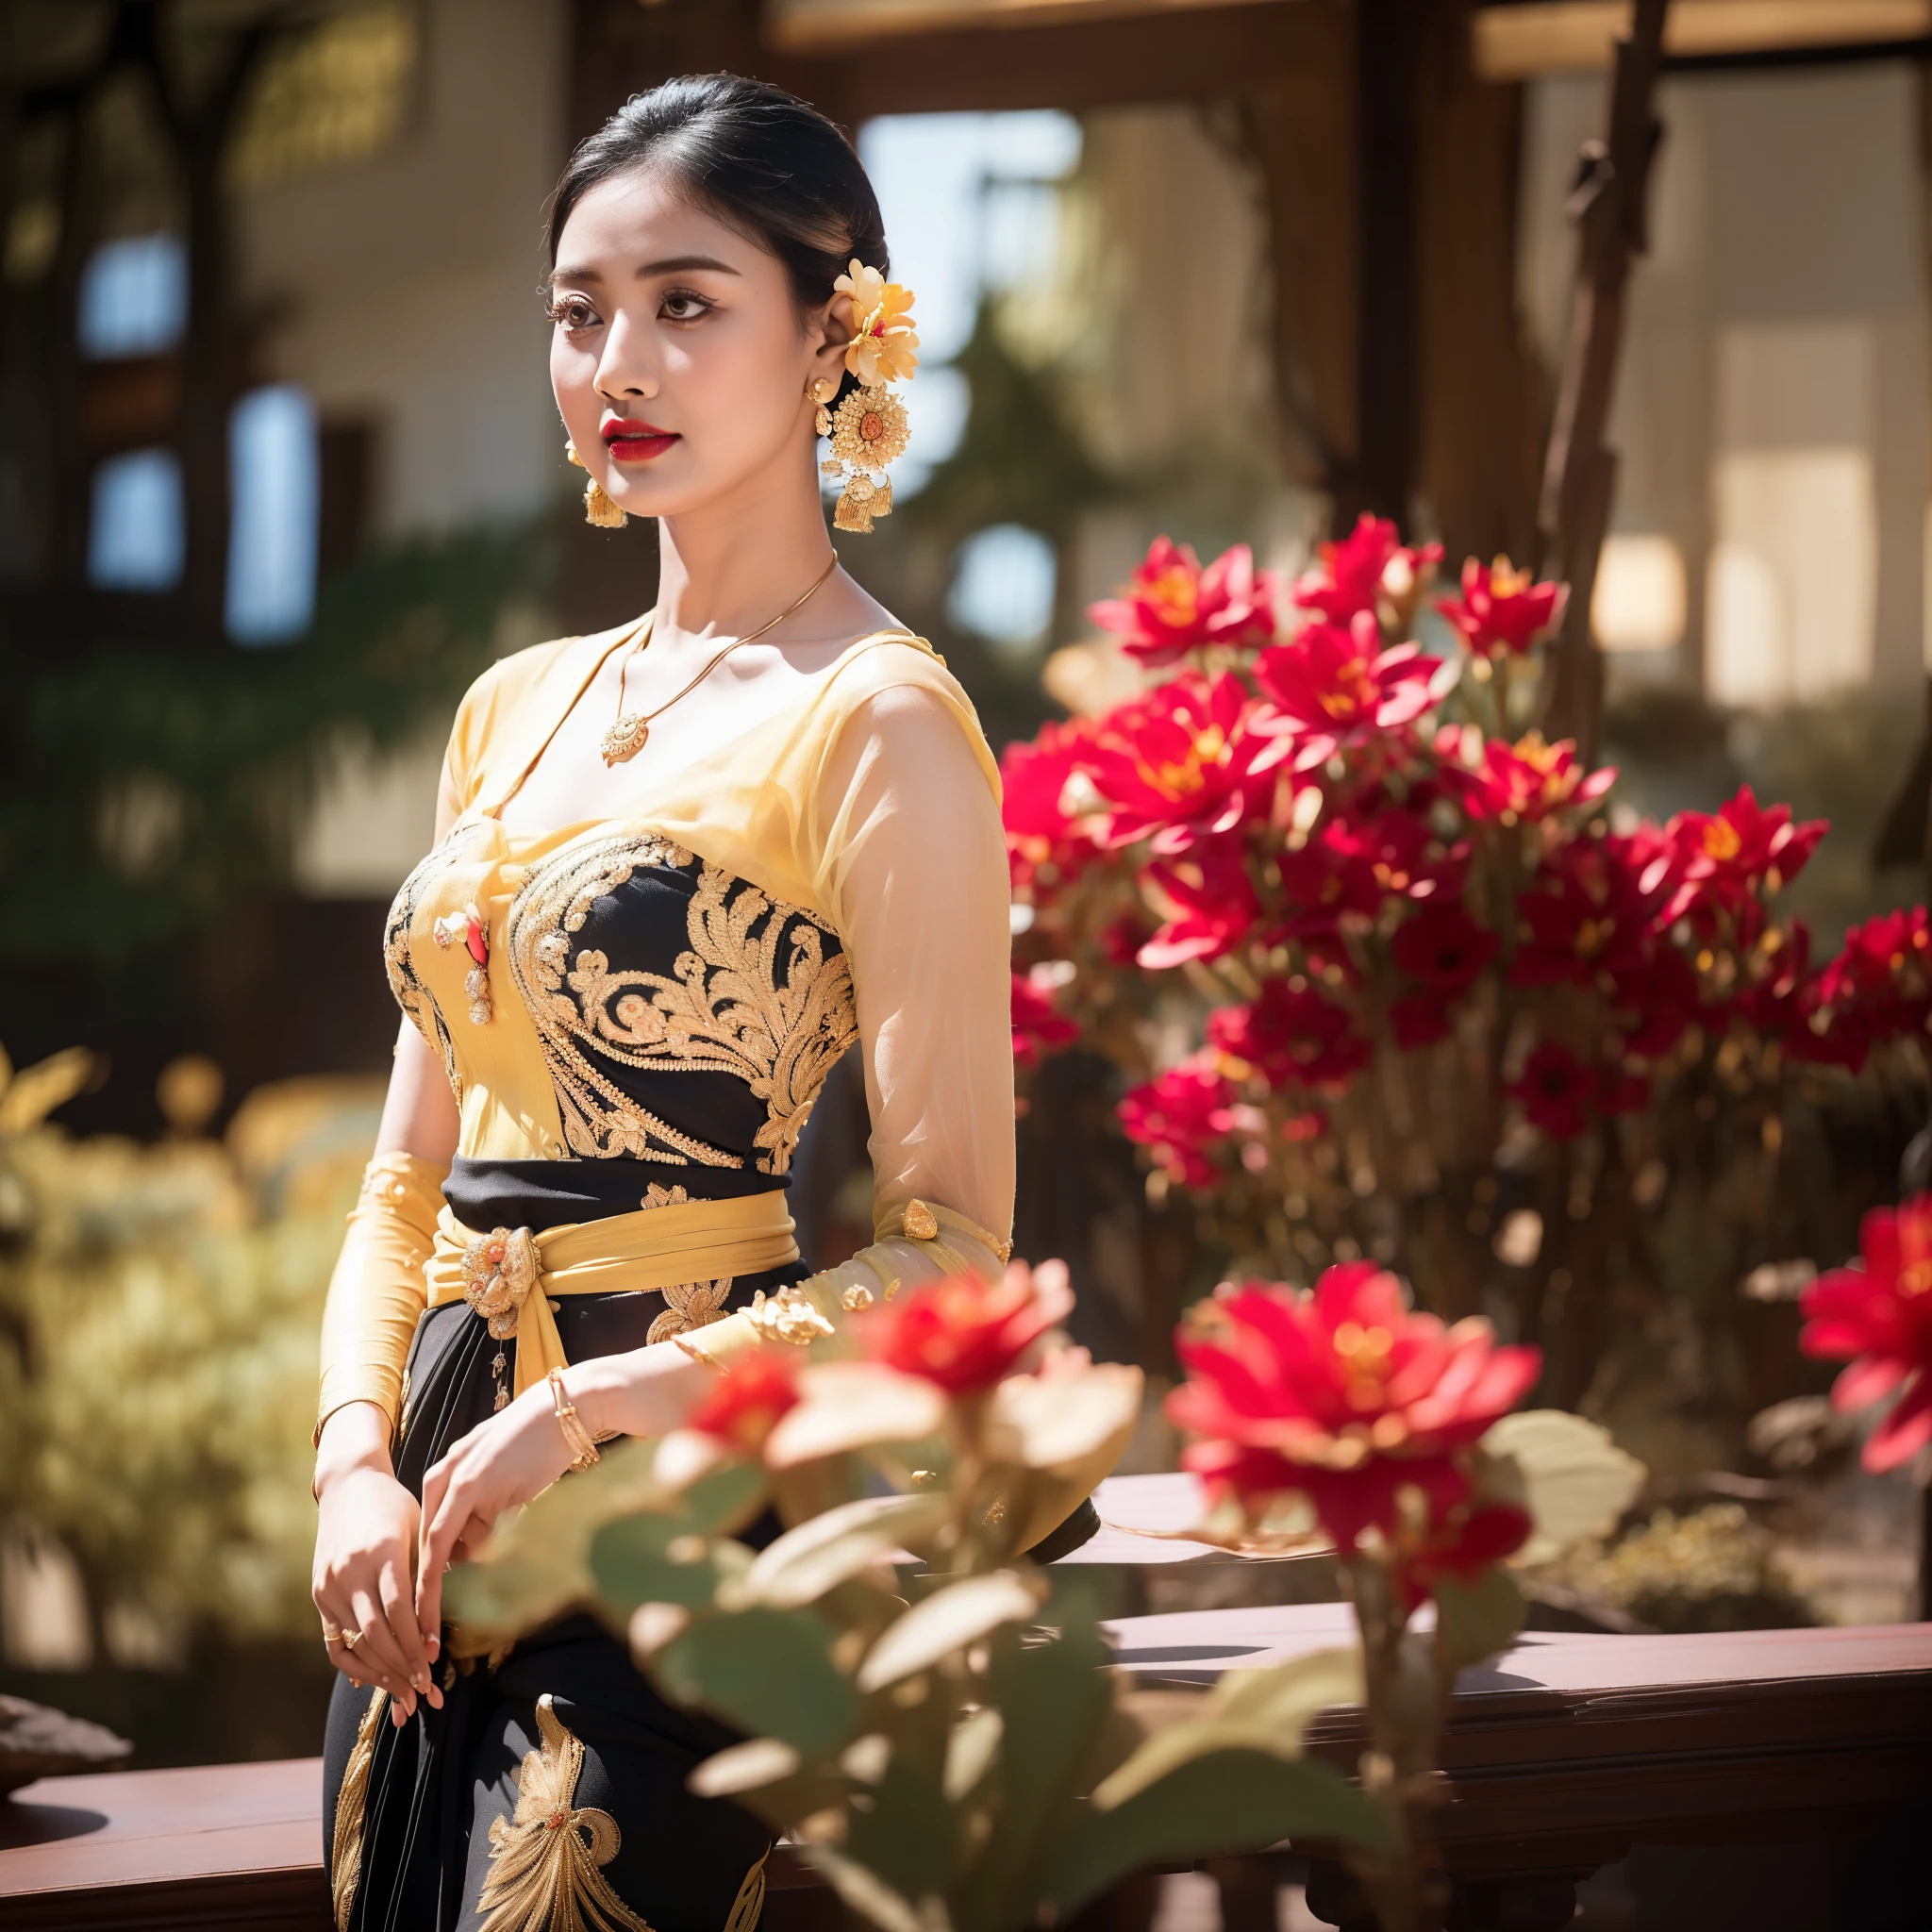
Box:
594;307;659;402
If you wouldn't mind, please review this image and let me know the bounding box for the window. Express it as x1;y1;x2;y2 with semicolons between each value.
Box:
88;449;184;589
78;234;187;358
227;385;320;643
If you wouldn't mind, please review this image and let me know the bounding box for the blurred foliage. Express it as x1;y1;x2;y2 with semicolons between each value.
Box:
0;1041;381;1657
1530;1502;1812;1635
0;519;552;969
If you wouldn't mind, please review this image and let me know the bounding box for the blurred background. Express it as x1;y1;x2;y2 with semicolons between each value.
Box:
7;0;1932;1771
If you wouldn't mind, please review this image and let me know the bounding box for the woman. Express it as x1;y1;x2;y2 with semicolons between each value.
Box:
313;75;1074;1932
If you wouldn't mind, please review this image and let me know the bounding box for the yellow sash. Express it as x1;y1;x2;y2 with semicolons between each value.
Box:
425;1191;798;1401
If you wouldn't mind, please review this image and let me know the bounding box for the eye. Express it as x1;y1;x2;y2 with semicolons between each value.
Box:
660;287;714;323
547;292;601;333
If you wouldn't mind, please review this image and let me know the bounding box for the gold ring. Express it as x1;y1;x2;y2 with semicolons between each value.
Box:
321;1620;344;1644
340;1627;364;1653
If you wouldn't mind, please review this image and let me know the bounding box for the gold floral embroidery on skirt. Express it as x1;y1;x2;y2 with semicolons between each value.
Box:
646;1276;733;1344
475;1693;652;1932
330;1685;389;1931
724;1848;770;1932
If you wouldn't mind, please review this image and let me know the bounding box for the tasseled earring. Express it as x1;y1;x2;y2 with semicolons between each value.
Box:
565;438;627;529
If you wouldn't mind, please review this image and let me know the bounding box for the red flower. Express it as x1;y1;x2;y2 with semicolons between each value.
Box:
1444;728;1614;825
1506;1041;1597;1141
1090;537;1280;666
1511;844;1647;991
1118;1053;1242;1186
1291;514;1443;627
1011;968;1079;1068
1801;1197;1932;1472
1391;903;1499;993
1139;840;1261;968
1207;979;1371;1092
861;1260;1074;1395
1251;612;1442;768
1663;787;1827;928
1606;947;1700;1057
1084;673;1279;855
1001;718;1105;900
687;1350;803;1452
1168;1262;1541;1550
1391;1495;1534;1612
1274;823;1383;940
1391;993;1454;1049
1816;906;1932;1056
1436;557;1566;658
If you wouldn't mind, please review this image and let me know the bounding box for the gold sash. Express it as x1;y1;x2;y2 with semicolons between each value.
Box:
425;1191;798;1401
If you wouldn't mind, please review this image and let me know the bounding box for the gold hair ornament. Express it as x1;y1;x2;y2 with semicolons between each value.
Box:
566;438;628;528
817;259;918;535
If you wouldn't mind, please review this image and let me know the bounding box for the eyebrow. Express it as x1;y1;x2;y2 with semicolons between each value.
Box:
548;254;742;286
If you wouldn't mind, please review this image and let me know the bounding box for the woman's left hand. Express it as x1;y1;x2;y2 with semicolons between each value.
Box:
413;1380;575;1644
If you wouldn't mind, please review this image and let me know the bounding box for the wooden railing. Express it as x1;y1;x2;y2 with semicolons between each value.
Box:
5;1479;1929;1932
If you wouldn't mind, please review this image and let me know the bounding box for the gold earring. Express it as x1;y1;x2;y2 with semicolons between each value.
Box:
821;384;908;535
565;437;627;529
808;375;838;439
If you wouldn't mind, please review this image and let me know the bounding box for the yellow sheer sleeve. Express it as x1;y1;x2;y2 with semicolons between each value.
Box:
694;675;1016;1359
316;1152;447;1437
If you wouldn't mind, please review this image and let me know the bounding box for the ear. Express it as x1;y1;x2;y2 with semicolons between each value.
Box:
809;290;857;383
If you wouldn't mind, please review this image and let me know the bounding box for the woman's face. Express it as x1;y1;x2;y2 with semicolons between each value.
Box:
548;168;845;522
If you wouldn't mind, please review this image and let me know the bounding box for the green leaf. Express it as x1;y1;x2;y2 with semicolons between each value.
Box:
765;1362;949;1468
846;1752;959;1902
1434;1565;1524;1674
1480;1410;1645;1565
1041;1750;1391;1920
1091;1647;1361;1808
985;1362;1144;1472
737;1492;952;1608
654;1606;858;1757
955;1579;1116;1932
856;1571;1043;1692
588;1458;769;1616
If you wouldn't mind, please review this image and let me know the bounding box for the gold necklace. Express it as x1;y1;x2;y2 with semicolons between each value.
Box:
600;552;841;766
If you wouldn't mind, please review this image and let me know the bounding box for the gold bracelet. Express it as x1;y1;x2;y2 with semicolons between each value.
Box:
547;1368;601;1474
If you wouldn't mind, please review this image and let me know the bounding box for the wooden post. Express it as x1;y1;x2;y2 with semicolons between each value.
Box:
1535;0;1670;761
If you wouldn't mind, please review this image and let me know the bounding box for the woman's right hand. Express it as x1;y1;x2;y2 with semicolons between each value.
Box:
312;1402;441;1725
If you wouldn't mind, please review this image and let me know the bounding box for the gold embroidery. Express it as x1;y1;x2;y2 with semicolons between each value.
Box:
745;1284;835;1347
841;1283;874;1312
475;1693;652;1932
507;833;858;1174
462;1227;540;1338
641;1183;689;1209
384;833;468;1102
724;1850;771;1932
646;1277;734;1344
330;1685;389;1931
901;1199;940;1241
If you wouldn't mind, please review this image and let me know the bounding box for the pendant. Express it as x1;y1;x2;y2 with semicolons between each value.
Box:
600;712;650;765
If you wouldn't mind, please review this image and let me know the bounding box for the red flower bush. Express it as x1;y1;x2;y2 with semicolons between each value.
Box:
1801;1198;1932;1471
861;1260;1074;1394
1003;530;1932;1417
1090;536;1280;666
1168;1262;1541;1552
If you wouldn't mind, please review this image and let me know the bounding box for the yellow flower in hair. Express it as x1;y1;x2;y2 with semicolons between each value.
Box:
835;258;920;387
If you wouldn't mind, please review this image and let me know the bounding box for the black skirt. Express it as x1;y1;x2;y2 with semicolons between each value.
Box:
323;1208;801;1932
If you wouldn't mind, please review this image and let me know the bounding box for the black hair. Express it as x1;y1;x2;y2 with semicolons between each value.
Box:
547;74;887;378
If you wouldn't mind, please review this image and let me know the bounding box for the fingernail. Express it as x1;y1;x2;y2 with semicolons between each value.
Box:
427;1685;444;1710
412;1669;430;1692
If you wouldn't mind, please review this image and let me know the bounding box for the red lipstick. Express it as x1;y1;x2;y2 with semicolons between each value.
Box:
601;417;679;462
